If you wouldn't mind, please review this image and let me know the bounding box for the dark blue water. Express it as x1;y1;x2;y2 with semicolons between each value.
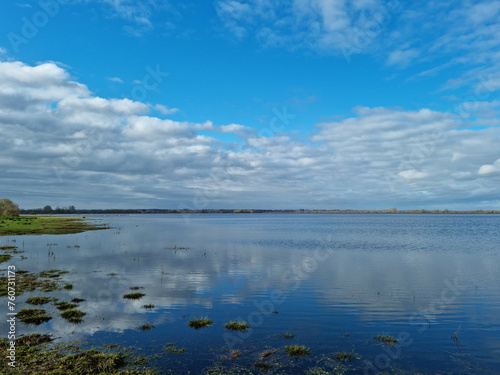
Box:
1;214;500;374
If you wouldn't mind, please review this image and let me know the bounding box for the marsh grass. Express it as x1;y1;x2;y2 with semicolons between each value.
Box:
224;321;251;331
254;361;272;370
129;286;143;290
25;296;53;305
187;317;213;329
0;271;63;297
165;343;186;354
142;304;155;309
335;350;358;362
61;308;86;324
71;298;86;303
16;333;53;346
63;283;73;290
280;332;294;339
140;323;156;331
0;254;12;263
0;216;109;236
260;349;277;359
374;334;398;345
123;292;145;300
56;301;78;311
285;345;310;357
17;308;52;325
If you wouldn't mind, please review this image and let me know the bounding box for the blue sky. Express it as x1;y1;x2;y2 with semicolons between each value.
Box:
0;0;499;209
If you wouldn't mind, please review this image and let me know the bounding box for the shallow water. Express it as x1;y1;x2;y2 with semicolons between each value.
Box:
2;214;500;374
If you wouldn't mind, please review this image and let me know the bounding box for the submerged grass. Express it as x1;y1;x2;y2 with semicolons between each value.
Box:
285;345;311;357
224;321;251;331
25;296;53;305
165;343;186;354
17;308;52;325
187;317;213;329
374;334;398;346
0;216;109;236
123;292;145;300
335;350;359;362
0;334;158;374
280;332;294;339
61;308;86;324
0;270;66;297
56;301;78;310
140;324;155;331
0;253;12;263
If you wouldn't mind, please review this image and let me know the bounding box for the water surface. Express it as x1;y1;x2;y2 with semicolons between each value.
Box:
2;214;499;374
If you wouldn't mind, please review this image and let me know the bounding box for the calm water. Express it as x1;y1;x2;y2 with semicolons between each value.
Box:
1;214;500;374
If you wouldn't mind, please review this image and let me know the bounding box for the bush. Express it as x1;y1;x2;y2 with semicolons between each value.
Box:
0;198;20;217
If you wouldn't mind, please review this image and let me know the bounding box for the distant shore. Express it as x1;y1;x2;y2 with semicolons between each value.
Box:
18;208;500;215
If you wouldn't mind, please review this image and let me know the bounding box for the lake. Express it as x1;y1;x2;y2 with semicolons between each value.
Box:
2;214;500;374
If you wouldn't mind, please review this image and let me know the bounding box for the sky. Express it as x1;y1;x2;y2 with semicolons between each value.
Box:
0;0;499;210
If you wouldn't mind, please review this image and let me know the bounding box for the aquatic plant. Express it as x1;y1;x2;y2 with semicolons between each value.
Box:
165;343;186;354
374;334;398;345
17;308;52;325
25;296;52;305
56;301;78;311
140;323;155;331
187;317;213;329
123;292;145;300
280;332;294;339
335;350;358;362
224;321;251;331
285;345;311;357
61;308;86;324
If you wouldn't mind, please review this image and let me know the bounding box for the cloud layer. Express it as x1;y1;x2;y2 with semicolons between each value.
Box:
0;59;499;209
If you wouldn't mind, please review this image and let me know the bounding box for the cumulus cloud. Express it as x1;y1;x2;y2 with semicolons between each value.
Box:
1;59;500;209
479;159;500;175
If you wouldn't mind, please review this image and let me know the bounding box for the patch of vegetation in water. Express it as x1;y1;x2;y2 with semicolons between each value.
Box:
280;332;294;339
25;296;53;305
61;308;86;324
0;254;12;263
224;321;251;331
0;269;67;297
374;334;398;346
142;304;155;310
187;317;213;329
71;297;86;303
335;350;359;362
0;216;110;236
124;292;145;300
56;301;78;311
140;324;156;331
165;343;186;354
0;334;158;374
285;345;311;357
17;308;52;325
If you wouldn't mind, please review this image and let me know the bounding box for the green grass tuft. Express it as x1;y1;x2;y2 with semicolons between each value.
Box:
285;345;310;357
123;292;145;300
224;321;251;331
17;308;52;325
187;317;213;329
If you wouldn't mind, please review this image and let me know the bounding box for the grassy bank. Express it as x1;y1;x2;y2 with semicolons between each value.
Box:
0;216;109;236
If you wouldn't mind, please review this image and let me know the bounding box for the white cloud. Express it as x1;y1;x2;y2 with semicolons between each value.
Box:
154;104;179;115
1;59;500;209
0;47;6;55
107;76;124;83
478;159;500;175
386;48;420;68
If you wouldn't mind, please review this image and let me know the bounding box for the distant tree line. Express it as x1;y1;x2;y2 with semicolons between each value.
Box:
20;205;77;215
